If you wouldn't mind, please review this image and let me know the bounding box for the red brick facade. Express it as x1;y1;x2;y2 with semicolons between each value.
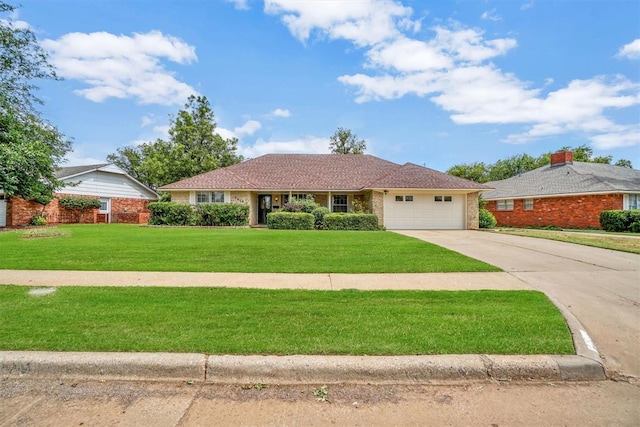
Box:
487;194;624;229
4;193;153;227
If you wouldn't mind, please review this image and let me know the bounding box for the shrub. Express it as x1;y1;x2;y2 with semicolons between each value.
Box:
195;203;249;226
58;196;101;222
351;199;370;213
324;213;380;231
311;207;330;230
280;195;319;214
30;215;47;226
600;210;640;232
148;202;195;226
479;208;497;229
267;212;314;230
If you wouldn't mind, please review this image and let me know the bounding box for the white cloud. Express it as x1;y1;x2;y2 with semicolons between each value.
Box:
141;115;153;127
265;1;639;149
152;125;171;138
234;120;262;136
41;30;198;105
264;0;417;46
215;120;262;140
269;108;291;118
481;9;502;22
225;0;250;10
239;136;329;158
521;1;534;11
616;39;640;60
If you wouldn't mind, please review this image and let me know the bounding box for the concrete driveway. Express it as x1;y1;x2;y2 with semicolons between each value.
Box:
395;230;640;381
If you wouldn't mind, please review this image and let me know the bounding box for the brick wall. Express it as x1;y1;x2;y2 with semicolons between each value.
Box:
7;194;98;226
7;194;154;226
111;197;153;224
466;192;479;230
370;191;384;226
487;193;624;229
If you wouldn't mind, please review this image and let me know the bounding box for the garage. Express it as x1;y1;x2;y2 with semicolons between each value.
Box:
383;192;465;230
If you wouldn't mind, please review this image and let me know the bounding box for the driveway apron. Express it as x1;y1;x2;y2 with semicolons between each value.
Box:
395;230;640;381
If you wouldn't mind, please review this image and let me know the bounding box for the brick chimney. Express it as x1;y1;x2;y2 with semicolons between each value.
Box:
550;151;573;167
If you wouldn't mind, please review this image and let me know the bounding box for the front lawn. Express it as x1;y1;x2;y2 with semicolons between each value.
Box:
494;229;640;254
0;286;573;355
0;225;499;273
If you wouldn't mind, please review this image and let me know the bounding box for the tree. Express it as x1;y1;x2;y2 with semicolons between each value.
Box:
107;95;243;188
447;144;633;183
0;2;71;203
329;127;366;154
446;162;490;183
615;159;633;169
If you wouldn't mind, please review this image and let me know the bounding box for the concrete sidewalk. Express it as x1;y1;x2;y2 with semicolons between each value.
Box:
0;268;607;383
0;270;528;290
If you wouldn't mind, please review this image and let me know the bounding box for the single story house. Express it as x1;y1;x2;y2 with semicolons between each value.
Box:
483;151;640;229
159;154;490;230
0;164;159;227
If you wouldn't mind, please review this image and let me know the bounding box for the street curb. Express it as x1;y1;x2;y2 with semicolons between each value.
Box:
0;352;606;383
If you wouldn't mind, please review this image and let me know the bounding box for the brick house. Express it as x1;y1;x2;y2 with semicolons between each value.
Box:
160;154;490;230
483;152;640;229
0;164;158;227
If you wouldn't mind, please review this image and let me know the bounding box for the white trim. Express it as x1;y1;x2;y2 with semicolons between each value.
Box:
485;190;632;201
224;191;231;203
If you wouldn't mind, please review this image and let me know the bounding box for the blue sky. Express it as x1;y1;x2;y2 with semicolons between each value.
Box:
10;0;640;171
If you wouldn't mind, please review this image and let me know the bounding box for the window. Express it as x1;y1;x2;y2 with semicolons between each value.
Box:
332;195;348;212
496;200;514;211
405;195;414;202
99;198;109;212
523;199;534;210
196;191;224;204
434;195;452;202
395;195;404;202
212;192;224;203
196;192;210;203
284;193;312;203
434;196;443;202
628;194;640;210
444;196;452;202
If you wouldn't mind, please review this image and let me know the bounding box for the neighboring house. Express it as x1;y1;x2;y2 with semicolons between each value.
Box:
1;164;159;227
483;151;640;229
159;154;490;230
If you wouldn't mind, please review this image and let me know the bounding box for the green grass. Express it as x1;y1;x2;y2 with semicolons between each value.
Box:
494;229;640;254
0;225;499;273
0;286;573;355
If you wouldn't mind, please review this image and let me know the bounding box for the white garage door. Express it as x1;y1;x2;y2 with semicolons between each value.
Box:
383;193;465;230
0;197;6;227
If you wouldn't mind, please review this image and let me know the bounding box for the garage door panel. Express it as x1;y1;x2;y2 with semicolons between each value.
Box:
384;194;464;230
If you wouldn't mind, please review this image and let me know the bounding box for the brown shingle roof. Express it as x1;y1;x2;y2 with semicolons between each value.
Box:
160;154;487;191
367;162;490;190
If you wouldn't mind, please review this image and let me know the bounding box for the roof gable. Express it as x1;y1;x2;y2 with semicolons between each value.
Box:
367;162;490;190
160;154;486;192
484;162;640;199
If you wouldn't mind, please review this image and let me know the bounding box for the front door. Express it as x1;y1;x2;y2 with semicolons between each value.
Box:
258;195;272;224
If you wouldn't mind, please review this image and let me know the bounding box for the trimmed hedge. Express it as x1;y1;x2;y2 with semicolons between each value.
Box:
267;212;314;230
311;207;330;230
148;202;195;226
324;213;380;231
196;203;250;226
149;202;250;226
599;210;640;232
479;208;497;229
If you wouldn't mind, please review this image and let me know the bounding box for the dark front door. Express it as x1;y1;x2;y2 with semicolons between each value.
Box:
258;195;272;224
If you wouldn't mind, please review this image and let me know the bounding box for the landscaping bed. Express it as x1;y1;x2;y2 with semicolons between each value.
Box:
0;286;573;355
